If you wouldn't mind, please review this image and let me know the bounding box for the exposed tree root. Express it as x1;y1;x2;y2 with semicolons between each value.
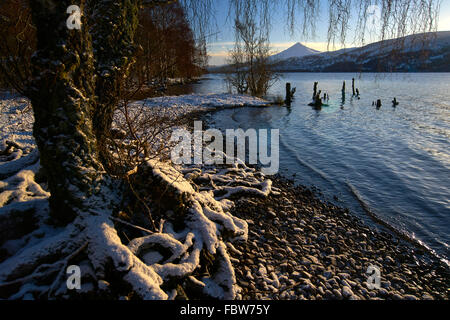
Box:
0;155;273;300
0;146;39;180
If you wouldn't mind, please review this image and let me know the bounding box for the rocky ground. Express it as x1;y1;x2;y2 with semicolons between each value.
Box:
229;177;449;300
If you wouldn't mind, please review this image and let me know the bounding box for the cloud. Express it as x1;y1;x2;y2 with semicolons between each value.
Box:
208;42;235;47
208;51;229;57
438;16;450;31
208;55;228;66
207;41;349;65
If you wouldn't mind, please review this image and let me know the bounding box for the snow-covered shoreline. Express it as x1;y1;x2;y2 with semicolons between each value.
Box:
1;92;271;153
139;93;271;109
129;93;272;119
1;92;449;300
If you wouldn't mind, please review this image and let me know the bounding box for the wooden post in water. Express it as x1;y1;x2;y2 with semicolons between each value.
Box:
352;78;355;96
313;82;318;100
376;99;382;108
392;97;399;107
286;83;292;106
341;81;346;105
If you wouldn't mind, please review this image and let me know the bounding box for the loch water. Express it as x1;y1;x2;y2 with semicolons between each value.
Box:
190;72;450;263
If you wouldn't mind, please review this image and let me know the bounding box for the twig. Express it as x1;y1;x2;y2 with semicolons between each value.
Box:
126;175;157;231
47;241;89;299
109;216;154;235
277;281;303;294
0;261;64;289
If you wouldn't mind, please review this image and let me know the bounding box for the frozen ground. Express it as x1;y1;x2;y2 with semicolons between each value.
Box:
0;93;34;150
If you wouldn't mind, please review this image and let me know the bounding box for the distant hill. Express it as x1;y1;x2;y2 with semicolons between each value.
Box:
274;31;450;72
207;42;321;73
271;42;321;61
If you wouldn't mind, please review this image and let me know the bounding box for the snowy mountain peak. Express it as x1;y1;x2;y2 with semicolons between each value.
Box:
274;31;450;72
272;42;321;61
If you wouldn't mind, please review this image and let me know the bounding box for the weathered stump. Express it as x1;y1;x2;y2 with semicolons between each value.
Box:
392;97;399;107
313;82;318;100
376;99;382;108
286;83;292;106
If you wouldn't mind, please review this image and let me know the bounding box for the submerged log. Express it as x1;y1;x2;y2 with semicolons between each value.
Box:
285;83;296;106
286;83;292;106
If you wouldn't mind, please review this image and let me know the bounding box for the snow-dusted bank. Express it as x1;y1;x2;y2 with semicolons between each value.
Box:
139;93;271;109
0;92;449;300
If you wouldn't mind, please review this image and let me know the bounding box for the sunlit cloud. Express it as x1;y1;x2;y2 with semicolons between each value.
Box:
207;41;349;65
208;51;229;57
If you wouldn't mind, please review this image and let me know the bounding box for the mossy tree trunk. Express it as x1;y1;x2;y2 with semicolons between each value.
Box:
28;0;101;225
27;0;141;225
88;0;140;168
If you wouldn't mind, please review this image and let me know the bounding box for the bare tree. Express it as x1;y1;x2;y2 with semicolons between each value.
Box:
226;43;248;94
132;3;206;89
226;13;278;97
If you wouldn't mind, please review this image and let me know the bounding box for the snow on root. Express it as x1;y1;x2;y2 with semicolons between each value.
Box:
0;162;49;207
0;149;39;179
124;159;273;299
0;156;271;299
83;214;167;300
202;242;237;299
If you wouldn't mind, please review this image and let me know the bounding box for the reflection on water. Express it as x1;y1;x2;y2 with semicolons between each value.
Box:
195;73;450;263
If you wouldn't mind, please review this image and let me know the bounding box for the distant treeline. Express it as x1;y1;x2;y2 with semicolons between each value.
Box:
132;2;208;87
0;0;34;94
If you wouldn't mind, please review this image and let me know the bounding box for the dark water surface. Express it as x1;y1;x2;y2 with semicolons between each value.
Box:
189;73;450;263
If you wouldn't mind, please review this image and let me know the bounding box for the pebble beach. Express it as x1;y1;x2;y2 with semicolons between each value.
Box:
229;177;449;300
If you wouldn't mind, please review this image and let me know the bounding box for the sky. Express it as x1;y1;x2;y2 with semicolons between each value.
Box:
207;0;450;65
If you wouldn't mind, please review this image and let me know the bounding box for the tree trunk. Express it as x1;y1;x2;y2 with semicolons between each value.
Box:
26;0;142;223
28;0;104;225
88;0;140;169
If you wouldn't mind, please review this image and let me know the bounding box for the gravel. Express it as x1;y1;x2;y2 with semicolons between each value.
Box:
229;177;450;300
